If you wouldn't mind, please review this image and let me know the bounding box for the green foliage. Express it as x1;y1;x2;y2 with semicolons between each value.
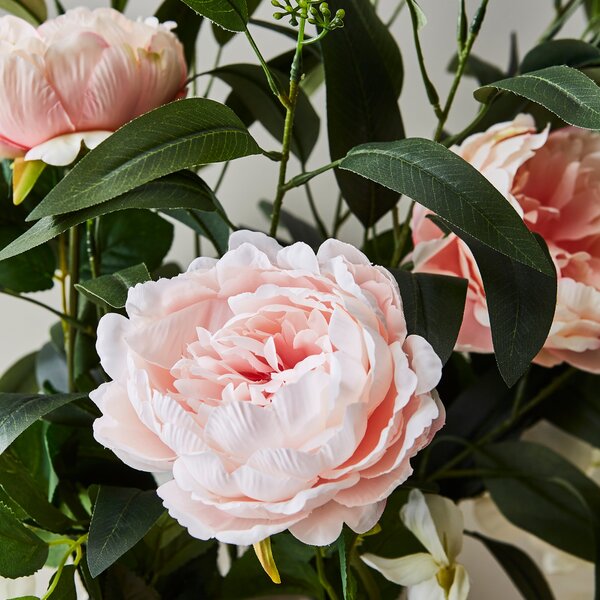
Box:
321;0;405;226
0;352;38;393
87;486;165;578
476;441;600;561
340;139;556;385
46;565;77;600
0;0;46;24
391;270;468;365
155;0;203;64
212;0;261;44
337;529;358;600
180;0;248;32
468;532;555;600
475;66;600;129
27;99;260;221
76;264;151;310
520;39;600;73
0;502;48;578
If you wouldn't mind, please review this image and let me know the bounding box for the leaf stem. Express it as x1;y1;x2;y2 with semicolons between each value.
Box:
427;367;577;482
282;159;343;192
315;547;339;600
387;0;407;27
67;226;81;393
434;0;490;142
41;534;88;600
269;8;307;237
539;0;584;42
304;178;329;239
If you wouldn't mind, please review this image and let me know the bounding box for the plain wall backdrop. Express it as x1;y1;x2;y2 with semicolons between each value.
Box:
0;1;590;598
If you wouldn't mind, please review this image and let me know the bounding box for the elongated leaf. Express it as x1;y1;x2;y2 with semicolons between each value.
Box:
76;264;151;309
155;0;203;65
27;99;260;221
340;140;553;274
0;393;85;454
341;140;556;384
180;0;247;32
391;270;468;365
167;208;230;255
475;66;600;130
448;53;505;86
46;564;77;600
87;486;165;578
0;224;55;292
476;441;600;561
521;39;600;73
0;352;38;394
0;0;46;23
214;63;320;162
0;502;48;578
321;0;404;226
337;529;358;600
0;172;216;262
468;532;555;600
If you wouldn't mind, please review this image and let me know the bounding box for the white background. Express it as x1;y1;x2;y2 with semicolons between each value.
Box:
0;1;590;597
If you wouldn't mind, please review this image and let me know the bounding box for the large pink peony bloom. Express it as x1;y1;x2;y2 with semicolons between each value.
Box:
91;231;445;546
0;8;186;166
411;115;600;373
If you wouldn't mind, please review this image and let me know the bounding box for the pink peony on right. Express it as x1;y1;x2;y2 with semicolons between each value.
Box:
411;115;600;373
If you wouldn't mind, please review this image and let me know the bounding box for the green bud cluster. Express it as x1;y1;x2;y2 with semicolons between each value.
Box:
271;0;345;31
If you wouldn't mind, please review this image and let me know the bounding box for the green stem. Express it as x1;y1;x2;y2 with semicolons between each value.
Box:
42;534;88;600
351;553;381;600
244;28;287;107
539;0;584;42
85;219;99;279
0;288;92;335
67;226;81;393
442;102;491;147
304;178;329;239
428;368;577;482
315;547;339;600
434;0;490;142
387;0;406;27
203;45;223;98
282;159;343;192
269;10;307;237
332;193;344;237
392;202;415;267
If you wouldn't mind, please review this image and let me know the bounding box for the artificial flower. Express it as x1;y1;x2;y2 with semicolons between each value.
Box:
362;489;470;600
91;231;445;546
0;7;186;166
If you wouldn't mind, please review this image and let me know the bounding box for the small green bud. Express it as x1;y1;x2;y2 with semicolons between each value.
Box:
272;11;283;19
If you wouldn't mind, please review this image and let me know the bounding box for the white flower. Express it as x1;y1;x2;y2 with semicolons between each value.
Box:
362;489;470;600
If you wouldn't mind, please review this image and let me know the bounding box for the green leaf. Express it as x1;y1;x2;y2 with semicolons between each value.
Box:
476;441;600;561
0;502;48;578
212;0;260;45
468;532;555;600
180;0;247;32
0;172;217;262
545;373;600;448
85;210;172;277
87;486;165;578
0;352;38;394
0;0;46;24
475;66;600;130
76;264;151;309
321;0;405;226
340;139;557;385
0;225;55;293
521;39;600;73
46;564;77;600
214;63;320;162
155;0;203;65
167;208;230;256
447;53;505;86
337;529;358;600
0;393;85;454
406;0;427;29
391;270;468;365
27;99;260;221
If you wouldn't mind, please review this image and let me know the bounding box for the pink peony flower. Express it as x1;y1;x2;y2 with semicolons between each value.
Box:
411;116;600;373
0;8;186;166
91;231;445;546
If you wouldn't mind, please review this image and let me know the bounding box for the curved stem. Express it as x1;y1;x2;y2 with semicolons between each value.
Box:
41;534;88;600
304;179;329;239
67;226;81;393
315;547;339;600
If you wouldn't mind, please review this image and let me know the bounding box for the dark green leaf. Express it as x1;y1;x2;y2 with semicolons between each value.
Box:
448;53;505;85
338;529;358;600
321;0;404;226
0;0;46;23
340;140;557;384
27;99;260;221
468;532;555;600
155;0;203;65
0;225;55;292
521;39;600;73
87;486;165;578
0;172;217;262
76;264;151;309
391;270;468;364
0;352;38;393
167;208;230;255
476;441;600;561
475;66;600;130
85;210;173;277
46;564;77;600
215;63;320;162
180;0;247;32
545;373;600;448
36;341;67;394
212;0;260;44
0;502;48;578
0;393;85;454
